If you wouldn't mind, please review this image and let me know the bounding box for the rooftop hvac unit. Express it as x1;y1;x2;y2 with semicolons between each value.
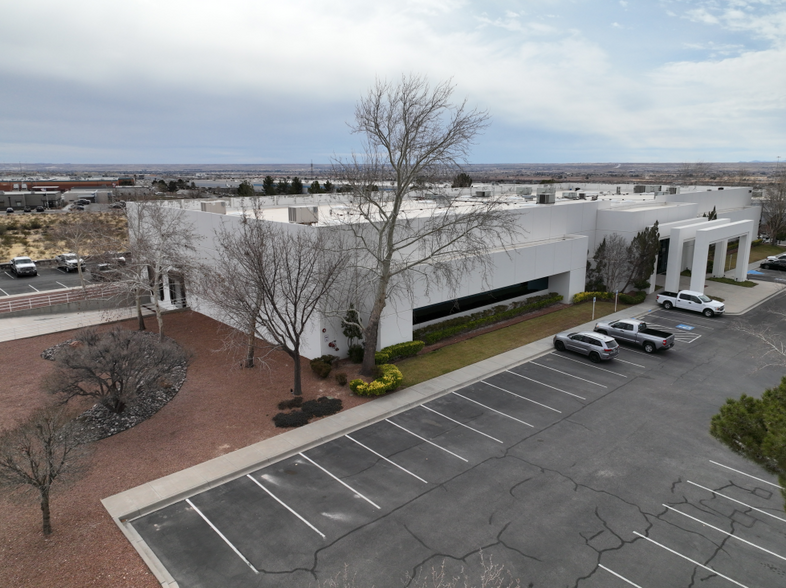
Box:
633;184;645;193
200;200;227;214
538;192;556;204
646;184;662;193
668;186;679;194
288;206;318;224
536;184;556;196
516;187;533;195
474;190;490;197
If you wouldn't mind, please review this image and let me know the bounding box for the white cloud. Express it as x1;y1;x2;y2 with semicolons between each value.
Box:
0;0;784;162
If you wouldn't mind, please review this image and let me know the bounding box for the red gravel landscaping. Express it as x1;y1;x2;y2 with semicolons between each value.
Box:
0;310;370;588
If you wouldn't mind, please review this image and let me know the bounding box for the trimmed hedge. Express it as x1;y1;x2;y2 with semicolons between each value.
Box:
412;293;563;345
349;364;404;397
573;290;647;305
374;340;426;364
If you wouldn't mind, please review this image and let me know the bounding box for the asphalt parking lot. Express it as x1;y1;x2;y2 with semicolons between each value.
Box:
130;295;786;588
0;265;85;296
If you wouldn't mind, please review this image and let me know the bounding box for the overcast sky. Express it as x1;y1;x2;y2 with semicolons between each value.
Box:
1;0;784;164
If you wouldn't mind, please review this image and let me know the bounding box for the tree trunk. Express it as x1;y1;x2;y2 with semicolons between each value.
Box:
40;487;51;536
135;289;146;331
244;328;256;368
292;352;303;396
153;294;164;341
361;266;391;376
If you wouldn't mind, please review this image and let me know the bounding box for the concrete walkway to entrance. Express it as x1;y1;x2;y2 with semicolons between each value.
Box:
98;271;785;587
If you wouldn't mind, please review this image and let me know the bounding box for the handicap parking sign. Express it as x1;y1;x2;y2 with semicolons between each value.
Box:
675;324;695;331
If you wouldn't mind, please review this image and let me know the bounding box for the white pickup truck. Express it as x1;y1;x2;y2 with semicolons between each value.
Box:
655;289;724;317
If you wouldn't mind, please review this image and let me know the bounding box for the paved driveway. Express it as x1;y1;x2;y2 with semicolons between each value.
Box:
130;299;786;588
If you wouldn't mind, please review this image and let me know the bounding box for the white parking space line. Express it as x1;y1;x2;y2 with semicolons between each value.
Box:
480;380;562;413
633;531;750;588
185;498;259;573
643;314;716;330
505;370;586;400
614;357;646;368
663;504;786;562
547;354;628;378
56;281;68;288
299;453;381;510
385;419;469;462
674;334;702;343
4;272;15;279
452;391;535;427
420;405;504;444
531;361;607;388
0;288;8;296
345;435;428;483
598;564;644;587
687;481;786;524
248;475;326;538
710;460;784;489
28;285;39;292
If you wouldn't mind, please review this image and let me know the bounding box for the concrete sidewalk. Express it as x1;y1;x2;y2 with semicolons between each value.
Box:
0;306;155;342
100;273;785;587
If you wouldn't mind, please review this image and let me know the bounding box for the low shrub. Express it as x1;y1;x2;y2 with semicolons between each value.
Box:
278;396;303;410
309;359;332;379
273;411;310;428
334;372;347;386
572;291;613;304
383;340;425;361
316;354;337;365
302;396;343;418
618;291;647;304
349;364;404;397
348;344;364;364
374;350;390;365
413;293;563;345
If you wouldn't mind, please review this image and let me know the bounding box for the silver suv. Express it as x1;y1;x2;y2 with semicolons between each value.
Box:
553;331;619;362
56;253;81;272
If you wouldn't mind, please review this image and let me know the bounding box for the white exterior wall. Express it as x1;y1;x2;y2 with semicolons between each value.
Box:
140;184;758;360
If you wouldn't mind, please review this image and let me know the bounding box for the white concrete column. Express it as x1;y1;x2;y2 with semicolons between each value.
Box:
712;240;728;277
648;254;658;294
665;231;685;292
689;231;711;292
736;233;751;282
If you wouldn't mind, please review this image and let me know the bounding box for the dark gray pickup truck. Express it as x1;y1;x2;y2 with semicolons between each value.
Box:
594;319;675;353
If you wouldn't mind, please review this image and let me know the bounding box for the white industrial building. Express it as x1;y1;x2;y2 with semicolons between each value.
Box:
132;184;760;360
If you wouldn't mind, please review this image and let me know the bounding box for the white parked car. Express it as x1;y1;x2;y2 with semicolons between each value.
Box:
765;253;786;262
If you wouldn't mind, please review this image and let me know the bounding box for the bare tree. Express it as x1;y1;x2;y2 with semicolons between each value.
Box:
761;172;786;245
125;201;201;339
45;328;189;414
0;406;91;535
196;213;347;395
334;75;518;375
